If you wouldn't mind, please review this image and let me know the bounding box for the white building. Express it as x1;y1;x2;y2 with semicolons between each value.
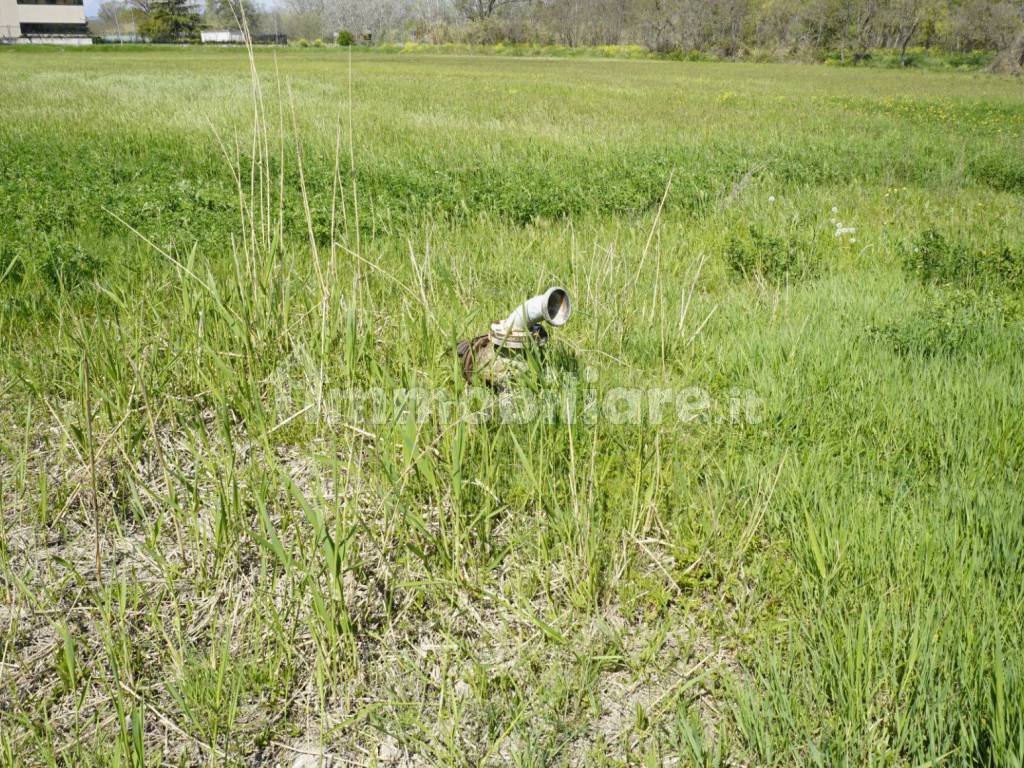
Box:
0;0;91;43
201;29;246;44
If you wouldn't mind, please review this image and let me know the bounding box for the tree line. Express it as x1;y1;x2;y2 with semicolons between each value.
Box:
93;0;1024;68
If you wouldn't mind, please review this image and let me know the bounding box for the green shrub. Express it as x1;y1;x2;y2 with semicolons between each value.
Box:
336;30;353;46
41;241;99;291
663;48;716;62
725;224;823;282
970;153;1024;193
872;289;1013;357
818;47;991;69
947;50;993;68
904;229;1024;291
903;229;960;284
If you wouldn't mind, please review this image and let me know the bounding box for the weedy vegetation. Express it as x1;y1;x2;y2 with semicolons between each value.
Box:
0;45;1022;766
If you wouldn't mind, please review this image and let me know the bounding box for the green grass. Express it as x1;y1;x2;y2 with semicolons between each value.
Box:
1;46;1022;766
365;43;997;70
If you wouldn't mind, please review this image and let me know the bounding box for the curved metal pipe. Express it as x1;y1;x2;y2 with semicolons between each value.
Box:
489;287;572;348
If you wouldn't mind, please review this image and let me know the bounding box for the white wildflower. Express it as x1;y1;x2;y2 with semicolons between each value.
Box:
768;195;776;203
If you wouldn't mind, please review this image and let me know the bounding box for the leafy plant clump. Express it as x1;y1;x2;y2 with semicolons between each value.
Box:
41;241;100;291
970;152;1024;194
872;289;1014;357
903;229;1024;292
724;223;825;283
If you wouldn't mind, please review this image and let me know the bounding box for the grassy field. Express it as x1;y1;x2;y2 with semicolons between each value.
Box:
1;45;1023;766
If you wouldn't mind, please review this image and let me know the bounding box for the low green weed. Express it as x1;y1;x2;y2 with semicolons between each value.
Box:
724;224;828;283
904;229;1024;291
